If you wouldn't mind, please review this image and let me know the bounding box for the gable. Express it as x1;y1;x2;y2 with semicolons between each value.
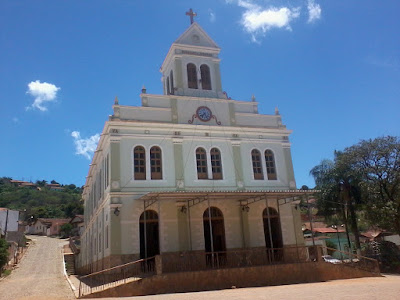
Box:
174;22;219;49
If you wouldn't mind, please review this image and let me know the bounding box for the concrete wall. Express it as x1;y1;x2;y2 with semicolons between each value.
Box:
0;209;19;235
83;262;380;298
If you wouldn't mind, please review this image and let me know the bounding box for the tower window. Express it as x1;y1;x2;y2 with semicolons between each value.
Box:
265;150;277;180
166;77;170;95
200;64;211;90
170;70;174;95
187;63;198;89
196;147;208;179
134;146;146;180
251;149;264;180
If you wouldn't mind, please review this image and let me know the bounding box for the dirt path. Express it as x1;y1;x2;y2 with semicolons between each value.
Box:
0;235;75;300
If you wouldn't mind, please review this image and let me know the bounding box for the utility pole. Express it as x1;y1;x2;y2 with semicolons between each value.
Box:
4;209;9;238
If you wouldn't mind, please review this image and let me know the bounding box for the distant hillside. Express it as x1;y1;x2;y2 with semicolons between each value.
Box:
0;177;83;220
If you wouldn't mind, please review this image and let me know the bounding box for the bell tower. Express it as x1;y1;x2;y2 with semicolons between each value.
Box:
160;10;225;99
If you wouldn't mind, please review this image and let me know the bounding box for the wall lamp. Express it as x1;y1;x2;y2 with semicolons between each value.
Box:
114;207;120;216
180;206;187;214
241;205;250;212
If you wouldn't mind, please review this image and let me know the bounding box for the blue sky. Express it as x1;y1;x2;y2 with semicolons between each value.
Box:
1;0;399;188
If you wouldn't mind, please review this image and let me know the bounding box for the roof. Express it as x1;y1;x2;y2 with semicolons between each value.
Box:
70;215;84;224
174;22;219;49
313;227;346;233
37;218;70;226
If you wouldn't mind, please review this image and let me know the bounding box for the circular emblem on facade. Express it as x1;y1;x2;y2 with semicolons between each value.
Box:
191;34;200;43
196;106;212;122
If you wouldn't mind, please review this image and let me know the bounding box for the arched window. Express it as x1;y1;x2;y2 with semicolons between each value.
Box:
196;147;208;179
265;150;277;180
200;64;211;90
187;63;198;89
150;146;162;180
166;77;170;95
211;148;222;180
134;146;146;180
251;149;264;180
170;70;174;95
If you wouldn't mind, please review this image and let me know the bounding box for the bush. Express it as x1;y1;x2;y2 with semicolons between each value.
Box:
0;238;9;272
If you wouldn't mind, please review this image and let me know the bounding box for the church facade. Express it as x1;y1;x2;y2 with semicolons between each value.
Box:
77;20;308;274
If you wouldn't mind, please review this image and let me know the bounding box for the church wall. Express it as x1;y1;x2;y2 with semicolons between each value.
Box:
119;106;172;122
119;196;137;255
119;138;176;189
176;98;231;126
143;96;171;108
247;201;268;248
235;113;280;127
233;102;258;114
181;140;237;189
159;201;180;253
280;203;299;246
186;200;243;251
240;141;290;189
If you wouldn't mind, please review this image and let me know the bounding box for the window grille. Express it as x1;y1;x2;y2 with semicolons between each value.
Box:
150;146;162;180
134;146;146;180
251;149;264;180
196;147;208;179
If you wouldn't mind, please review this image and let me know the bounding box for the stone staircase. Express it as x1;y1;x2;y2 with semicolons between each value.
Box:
63;244;76;275
65;253;76;275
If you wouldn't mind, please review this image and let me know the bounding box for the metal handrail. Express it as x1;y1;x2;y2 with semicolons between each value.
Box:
78;256;155;297
69;238;80;254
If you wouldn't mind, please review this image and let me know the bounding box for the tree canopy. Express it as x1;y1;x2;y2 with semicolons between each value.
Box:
0;178;83;220
311;136;400;235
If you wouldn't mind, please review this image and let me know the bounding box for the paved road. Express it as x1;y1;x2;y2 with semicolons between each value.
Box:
94;274;400;300
0;235;75;300
2;238;399;300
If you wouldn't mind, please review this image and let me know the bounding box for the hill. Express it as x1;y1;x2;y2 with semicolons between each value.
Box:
0;177;83;220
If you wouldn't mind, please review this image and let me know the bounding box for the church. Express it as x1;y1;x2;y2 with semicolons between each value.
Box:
76;12;311;275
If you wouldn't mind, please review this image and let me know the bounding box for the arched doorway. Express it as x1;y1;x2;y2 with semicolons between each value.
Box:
263;207;283;261
139;210;159;259
203;207;226;267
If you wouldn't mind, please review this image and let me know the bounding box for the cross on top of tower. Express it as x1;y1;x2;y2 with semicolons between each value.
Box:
185;8;197;24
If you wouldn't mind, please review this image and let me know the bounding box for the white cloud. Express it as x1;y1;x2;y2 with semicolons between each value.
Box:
26;80;60;111
12;117;19;123
209;10;216;23
71;131;100;160
307;0;321;23
229;0;301;42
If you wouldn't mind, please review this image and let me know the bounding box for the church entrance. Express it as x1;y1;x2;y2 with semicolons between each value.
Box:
263;207;283;261
203;207;226;267
139;210;160;259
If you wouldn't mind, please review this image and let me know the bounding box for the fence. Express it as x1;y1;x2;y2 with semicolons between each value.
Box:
159;246;311;273
325;247;380;274
78;246;379;297
78;256;155;297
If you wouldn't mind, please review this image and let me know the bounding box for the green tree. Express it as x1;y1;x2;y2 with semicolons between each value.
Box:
310;154;363;254
0;238;9;272
344;136;400;234
60;223;73;238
